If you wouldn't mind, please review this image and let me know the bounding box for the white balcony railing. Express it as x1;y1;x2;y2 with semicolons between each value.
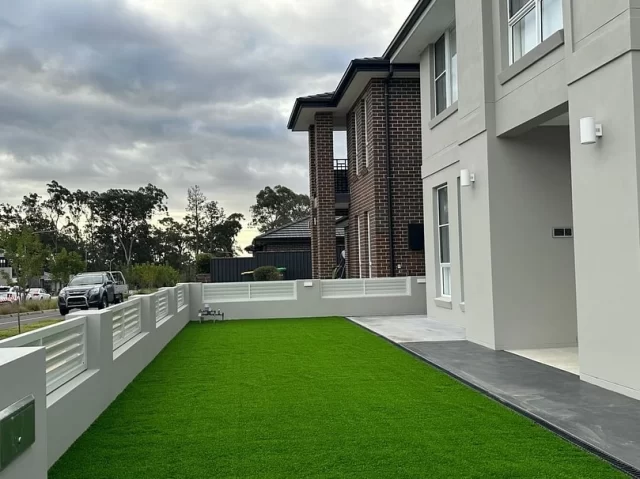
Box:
155;290;170;323
0;316;88;394
112;298;142;350
203;281;297;303
320;277;411;299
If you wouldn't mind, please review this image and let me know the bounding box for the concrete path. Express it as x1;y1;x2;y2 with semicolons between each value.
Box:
348;315;466;343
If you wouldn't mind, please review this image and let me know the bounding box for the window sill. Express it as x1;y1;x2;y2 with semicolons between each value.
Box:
498;29;564;85
434;297;453;310
429;102;458;130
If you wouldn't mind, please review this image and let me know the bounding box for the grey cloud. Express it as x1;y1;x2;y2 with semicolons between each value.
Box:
0;0;416;245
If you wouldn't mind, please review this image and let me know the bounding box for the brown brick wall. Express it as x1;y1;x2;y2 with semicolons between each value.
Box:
308;126;318;278
314;112;336;279
345;78;425;278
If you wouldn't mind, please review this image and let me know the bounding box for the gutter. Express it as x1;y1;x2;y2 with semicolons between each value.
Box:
287;60;419;131
384;66;396;277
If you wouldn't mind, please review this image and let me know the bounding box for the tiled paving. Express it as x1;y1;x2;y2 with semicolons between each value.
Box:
348;315;640;476
508;346;580;375
348;315;465;343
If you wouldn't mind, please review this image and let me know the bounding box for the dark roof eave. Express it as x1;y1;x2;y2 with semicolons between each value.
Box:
383;0;434;60
288;58;388;131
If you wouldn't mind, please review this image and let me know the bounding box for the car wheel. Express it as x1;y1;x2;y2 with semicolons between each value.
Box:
59;307;69;316
98;294;108;310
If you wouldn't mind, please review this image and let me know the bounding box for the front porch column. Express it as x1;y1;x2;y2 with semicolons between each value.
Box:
308;125;318;279
314;112;336;279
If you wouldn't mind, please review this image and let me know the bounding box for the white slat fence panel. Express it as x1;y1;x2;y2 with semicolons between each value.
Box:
320;279;365;298
112;298;142;350
176;285;186;309
155;290;169;322
0;316;88;394
203;281;296;303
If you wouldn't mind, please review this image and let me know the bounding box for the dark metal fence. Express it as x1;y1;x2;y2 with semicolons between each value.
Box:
211;252;312;283
211;247;345;283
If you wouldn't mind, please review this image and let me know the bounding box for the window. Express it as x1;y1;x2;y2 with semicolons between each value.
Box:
433;26;457;116
367;212;372;278
363;100;369;168
437;185;451;297
508;0;563;63
357;215;363;278
354;111;360;175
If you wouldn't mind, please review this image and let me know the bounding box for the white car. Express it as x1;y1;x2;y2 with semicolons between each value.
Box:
26;288;51;301
0;292;19;304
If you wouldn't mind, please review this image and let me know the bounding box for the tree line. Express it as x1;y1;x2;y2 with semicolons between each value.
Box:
0;181;310;289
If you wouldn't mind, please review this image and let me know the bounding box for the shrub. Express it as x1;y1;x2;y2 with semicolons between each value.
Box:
253;266;281;282
196;253;213;275
127;264;180;290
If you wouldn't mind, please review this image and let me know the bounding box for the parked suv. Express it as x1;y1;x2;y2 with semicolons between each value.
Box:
58;272;116;316
106;271;128;304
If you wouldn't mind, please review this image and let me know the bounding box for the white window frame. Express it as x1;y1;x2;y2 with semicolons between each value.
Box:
436;185;451;298
367;212;372;278
354;111;360;175
508;0;562;64
457;178;464;304
363;100;369;168
357;215;363;278
433;25;457;117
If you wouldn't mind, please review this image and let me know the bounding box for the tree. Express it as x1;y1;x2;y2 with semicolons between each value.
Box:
196;253;213;275
201;201;245;257
185;185;207;257
92;184;168;266
250;185;310;233
43;180;72;253
50;249;85;287
0;229;48;332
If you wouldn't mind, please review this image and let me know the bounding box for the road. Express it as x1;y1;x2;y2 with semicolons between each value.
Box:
0;310;64;330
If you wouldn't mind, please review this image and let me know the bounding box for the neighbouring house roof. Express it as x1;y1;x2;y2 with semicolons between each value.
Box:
288;58;419;132
253;217;345;244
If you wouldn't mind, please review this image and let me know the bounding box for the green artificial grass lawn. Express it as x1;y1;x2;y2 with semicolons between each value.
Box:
49;318;623;479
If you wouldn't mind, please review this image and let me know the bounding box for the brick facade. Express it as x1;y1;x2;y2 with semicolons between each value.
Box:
313;112;337;279
345;78;425;278
308;126;318;278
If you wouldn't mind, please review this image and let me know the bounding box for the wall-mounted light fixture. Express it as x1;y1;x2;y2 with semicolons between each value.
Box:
460;169;475;187
580;117;603;145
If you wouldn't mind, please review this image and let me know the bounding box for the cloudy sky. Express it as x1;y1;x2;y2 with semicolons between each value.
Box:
0;0;416;248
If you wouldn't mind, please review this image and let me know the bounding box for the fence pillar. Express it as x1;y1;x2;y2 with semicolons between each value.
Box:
76;310;113;372
0;347;47;479
188;283;203;321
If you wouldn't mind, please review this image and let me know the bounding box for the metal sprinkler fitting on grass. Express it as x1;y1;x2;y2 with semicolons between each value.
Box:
198;304;224;323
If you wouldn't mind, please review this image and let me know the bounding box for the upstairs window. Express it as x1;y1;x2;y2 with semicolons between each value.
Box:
509;0;563;64
354;111;360;175
434;26;457;116
363;100;369;168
